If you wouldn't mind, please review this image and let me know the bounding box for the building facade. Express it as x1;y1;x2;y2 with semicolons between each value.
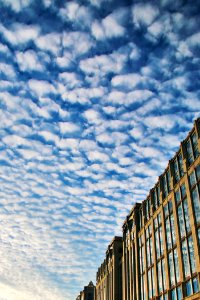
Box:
96;236;123;300
123;118;200;300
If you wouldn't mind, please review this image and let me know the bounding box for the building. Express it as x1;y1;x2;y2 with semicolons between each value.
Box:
96;236;123;300
123;118;200;300
76;281;96;300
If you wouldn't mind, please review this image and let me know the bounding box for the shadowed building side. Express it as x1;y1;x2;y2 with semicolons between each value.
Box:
96;236;123;300
76;281;96;300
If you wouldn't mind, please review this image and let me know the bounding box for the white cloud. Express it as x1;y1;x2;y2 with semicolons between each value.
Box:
111;73;142;90
28;79;56;97
59;122;80;135
0;62;16;79
0;23;40;46
132;3;159;28
84;109;103;125
35;33;61;55
16;50;44;72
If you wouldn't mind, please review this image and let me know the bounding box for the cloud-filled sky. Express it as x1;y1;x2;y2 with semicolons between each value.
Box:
0;0;200;299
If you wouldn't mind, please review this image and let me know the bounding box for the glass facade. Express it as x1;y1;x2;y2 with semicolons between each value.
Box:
94;120;200;300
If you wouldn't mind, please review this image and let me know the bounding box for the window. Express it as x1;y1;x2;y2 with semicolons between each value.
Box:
173;152;184;183
152;184;160;210
185;132;199;165
139;235;146;300
162;169;171;199
146;225;155;299
189;165;200;225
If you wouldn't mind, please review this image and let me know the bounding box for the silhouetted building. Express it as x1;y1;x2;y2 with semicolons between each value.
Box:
77;281;96;300
96;236;123;300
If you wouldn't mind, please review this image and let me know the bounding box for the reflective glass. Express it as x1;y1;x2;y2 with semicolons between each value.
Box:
148;269;152;298
166;218;172;249
192;133;199;158
168;200;173;213
188;236;196;274
180;183;186;198
189;171;196;187
175;190;181;204
186;140;193;164
157;261;162;293
171;288;177;300
193;276;199;293
170;214;176;246
162;259;166;290
185;280;192;296
177;286;182;300
169;252;175;286
159;226;164;256
178;205;185;238
182;240;190;277
178;153;184;177
174;248;180;282
183;199;191;233
196;164;200;180
192;187;200;223
174;159;179;182
198;228;200;247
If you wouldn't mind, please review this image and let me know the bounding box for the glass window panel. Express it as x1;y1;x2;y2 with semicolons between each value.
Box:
178;205;185;238
189;171;196;187
174;249;180;282
155;230;160;259
152;267;155;296
164;204;168;218
188;236;196;274
170;214;176;246
186;140;193;164
162;259;166;290
166;218;172;249
157;261;162;293
185;280;192;296
177;286;182;300
158;213;161;225
171;289;177;300
180;183;186;198
192;133;199;158
183;199;191;233
193;276;199;293
182;240;190;278
159;226;164;255
192;187;200;224
168;200;173;213
196;164;200;180
167;170;171;192
169;252;175;286
178;153;184;177
198;228;200;247
174;159;179;182
148;269;152;299
175;190;181;204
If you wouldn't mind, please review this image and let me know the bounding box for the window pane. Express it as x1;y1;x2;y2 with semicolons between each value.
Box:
193;276;199;293
148;269;152;298
196;164;200;180
189;171;196;187
183;199;191;233
182;240;190;278
166;218;172;249
186;140;193;164
171;289;177;300
192;187;200;224
188;236;196;274
174;248;180;282
178;205;185;238
175;190;181;204
170;214;176;246
159;226;164;256
177;286;182;300
162;259;166;291
185;280;192;296
168;252;175;286
178;153;184;177
180;183;186;198
157;261;162;293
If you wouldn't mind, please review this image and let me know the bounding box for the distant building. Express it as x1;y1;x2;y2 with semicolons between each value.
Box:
96;236;123;300
77;281;96;300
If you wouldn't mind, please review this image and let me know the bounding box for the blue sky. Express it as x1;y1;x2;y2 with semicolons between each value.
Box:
0;0;200;299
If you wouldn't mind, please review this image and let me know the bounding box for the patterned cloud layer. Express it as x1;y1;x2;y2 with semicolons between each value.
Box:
0;0;200;299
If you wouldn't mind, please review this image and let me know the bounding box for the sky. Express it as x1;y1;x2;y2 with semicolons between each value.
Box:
0;0;200;299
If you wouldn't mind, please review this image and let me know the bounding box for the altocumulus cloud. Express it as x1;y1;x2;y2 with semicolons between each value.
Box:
0;0;200;299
